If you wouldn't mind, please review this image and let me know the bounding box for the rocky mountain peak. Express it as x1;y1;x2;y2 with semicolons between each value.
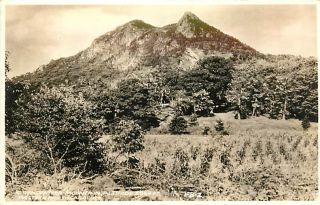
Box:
178;11;201;24
176;11;214;38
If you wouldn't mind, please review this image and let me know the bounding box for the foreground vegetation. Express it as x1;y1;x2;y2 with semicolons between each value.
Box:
6;114;318;200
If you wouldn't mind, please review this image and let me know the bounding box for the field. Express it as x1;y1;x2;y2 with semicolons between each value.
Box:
131;114;318;200
6;113;318;201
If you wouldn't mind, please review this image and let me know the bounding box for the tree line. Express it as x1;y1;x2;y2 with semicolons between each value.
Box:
6;54;318;137
228;55;317;121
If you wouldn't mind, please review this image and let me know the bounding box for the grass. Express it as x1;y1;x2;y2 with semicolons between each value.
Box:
150;112;317;135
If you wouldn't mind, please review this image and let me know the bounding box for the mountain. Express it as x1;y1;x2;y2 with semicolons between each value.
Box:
16;12;260;86
8;11;318;127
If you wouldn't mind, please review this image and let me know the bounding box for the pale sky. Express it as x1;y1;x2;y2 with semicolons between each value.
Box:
5;5;317;77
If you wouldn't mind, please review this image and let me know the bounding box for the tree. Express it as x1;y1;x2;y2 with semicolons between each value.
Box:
5;51;10;78
145;71;173;106
263;55;318;121
5;81;28;135
192;89;214;116
179;56;234;113
112;120;145;158
264;73;281;119
227;62;251;119
111;120;144;186
169;116;188;134
5;51;29;135
174;92;194;116
271;76;293;120
16;85;106;175
113;78;160;130
228;55;318;122
288;64;318;121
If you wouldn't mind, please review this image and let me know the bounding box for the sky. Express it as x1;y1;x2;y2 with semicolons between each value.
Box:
5;4;317;77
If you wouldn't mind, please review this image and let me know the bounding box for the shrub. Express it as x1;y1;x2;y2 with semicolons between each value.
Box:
175;99;194;116
147;157;166;176
91;175;116;191
200;148;214;176
169;116;188;134
301;116;311;130
112;120;145;159
215;119;225;132
214;119;229;135
265;140;274;156
252;140;263;161
172;148;190;177
304;138;310;147
190;145;201;160
111;120;145;187
189;113;198;126
279;143;290;160
220;149;232;170
313;137;317;147
236;143;247;164
133;109;160;131
5;139;43;186
16;85;106;175
202;126;210;135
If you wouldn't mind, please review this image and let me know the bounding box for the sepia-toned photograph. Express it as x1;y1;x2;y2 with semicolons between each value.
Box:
3;1;318;201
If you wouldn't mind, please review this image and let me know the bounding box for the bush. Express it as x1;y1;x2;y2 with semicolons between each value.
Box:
175;99;194;116
189;113;198;126
215;119;225;132
133;109;160;131
91;175;116;191
301;116;311;130
169;116;188;134
200;148;214;176
202;126;210;135
234;107;250;119
111;120;145;187
190;145;200;160
112;120;145;157
15;85;106;175
172;148;189;177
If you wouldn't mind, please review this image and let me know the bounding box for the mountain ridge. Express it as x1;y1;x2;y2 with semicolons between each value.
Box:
15;12;260;85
